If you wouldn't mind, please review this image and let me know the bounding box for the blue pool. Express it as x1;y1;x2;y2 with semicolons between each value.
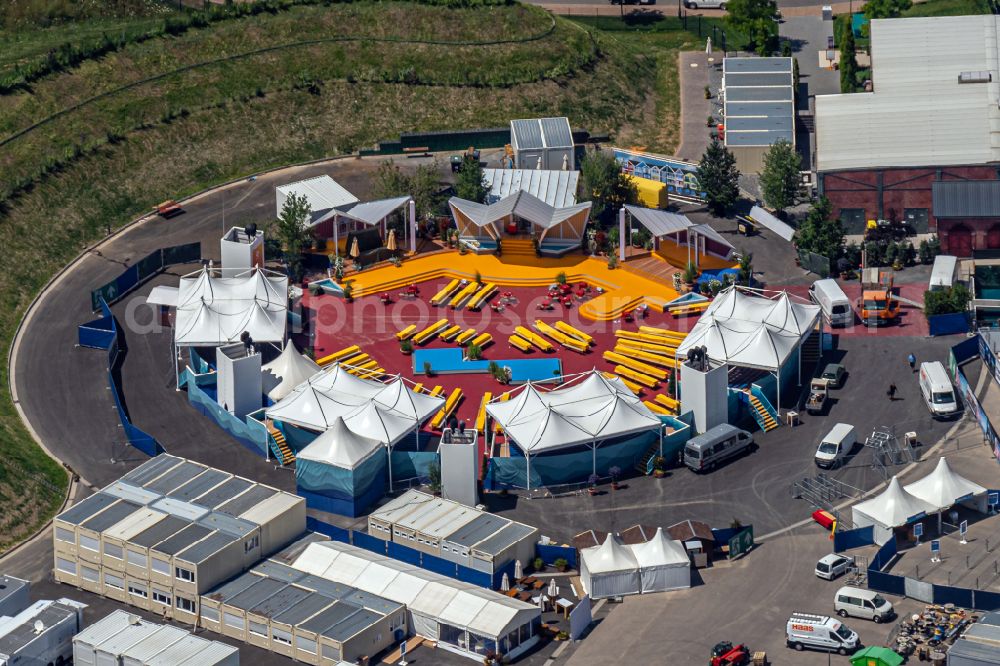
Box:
413;348;562;383
311;278;344;295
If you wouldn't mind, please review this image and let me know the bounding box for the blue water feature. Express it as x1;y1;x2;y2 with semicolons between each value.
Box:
312;278;344;295
413;348;562;383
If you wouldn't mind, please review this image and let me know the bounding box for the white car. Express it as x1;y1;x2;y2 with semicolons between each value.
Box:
815;554;854;580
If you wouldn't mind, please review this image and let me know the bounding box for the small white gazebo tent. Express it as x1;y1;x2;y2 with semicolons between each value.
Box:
262;341;321;401
628;527;691;593
905;457;988;533
296;416;384;469
579;534;641;599
852;476;937;545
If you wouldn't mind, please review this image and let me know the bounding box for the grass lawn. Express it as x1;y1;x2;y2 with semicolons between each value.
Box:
0;1;713;554
903;0;990;16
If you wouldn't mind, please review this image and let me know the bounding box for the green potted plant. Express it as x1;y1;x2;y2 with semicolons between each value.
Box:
556;631;569;642
556;271;567;285
652;456;667;478
400;338;413;355
467;343;482;361
683;261;699;288
707;114;715;127
423;361;434;377
474;269;483;285
607;253;618;270
704;85;712;99
532;556;545;573
553;557;569;572
428;461;442;495
342;283;354;303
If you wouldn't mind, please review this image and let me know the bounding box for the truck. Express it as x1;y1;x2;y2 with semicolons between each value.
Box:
710;641;750;666
858;270;900;326
805;378;829;414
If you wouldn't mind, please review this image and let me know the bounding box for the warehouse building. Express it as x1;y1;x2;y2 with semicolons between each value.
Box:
0;596;86;665
367;490;537;574
73;610;238;666
722;57;796;173
53;454;305;622
292;540;542;662
816;15;1000;254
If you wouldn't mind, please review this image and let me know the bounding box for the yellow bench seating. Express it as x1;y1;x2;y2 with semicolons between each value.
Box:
413;318;449;345
470;333;493;348
475;392;493;432
553;320;594;346
430;279;461;306
614;345;679;369
509;335;532;352
513;326;554;352
455;328;477;345
316;345;360;366
669;302;710;317
396;325;418;341
341;352;370;367
615;330;680;348
614;365;659;388
440;325;463;341
431;388;464;429
644;400;670;415
449;281;479;308
638;325;687;341
494;392;510;433
346;359;378;374
603;351;668;380
429;386;444;397
534;320;588;353
616;338;677;355
655;394;680;411
467;283;497;310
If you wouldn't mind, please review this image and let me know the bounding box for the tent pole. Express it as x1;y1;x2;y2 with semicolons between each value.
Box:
333;215;339;259
409;199;417;254
618;208;626;262
526;453;531;492
387;444;394;492
592;440;597;477
938;509;942;535
174;342;180;391
776;370;781;416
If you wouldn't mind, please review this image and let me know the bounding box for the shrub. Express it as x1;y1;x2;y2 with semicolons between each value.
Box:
683;261;699;284
532;557;544;572
423;361;434;376
467;343;482;361
556;271;567;285
400;338;413;353
554;557;569;571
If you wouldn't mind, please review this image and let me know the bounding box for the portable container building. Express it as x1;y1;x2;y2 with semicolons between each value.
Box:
0;598;85;666
0;575;29;617
76;610;239;666
510;118;575;171
119;626;189;666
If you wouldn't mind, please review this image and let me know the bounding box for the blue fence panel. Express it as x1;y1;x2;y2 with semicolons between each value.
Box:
305;517;350;543
972;590;1000;611
536;544;577;569
387;541;423;567
456;567;492;588
421;551;460;578
953;336;981;364
867;570;905;596
928;312;970;337
870;535;898;571
933;585;973;608
91;242;201;311
187;379;268;457
353;531;388;555
833;525;875;553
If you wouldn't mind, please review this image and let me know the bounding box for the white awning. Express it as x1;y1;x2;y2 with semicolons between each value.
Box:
624;205;693;237
689;223;735;253
146;285;178;307
276;175;359;227
852;476;937;529
449;191;591;231
748;206;795;242
904;457;987;512
262;341;321;401
173;267;288;347
336;196;412;226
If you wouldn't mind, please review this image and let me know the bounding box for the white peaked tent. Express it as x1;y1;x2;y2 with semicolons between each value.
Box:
629;527;691;593
904;457;987;512
852;477;937;545
262;341;321;401
296;416;383;470
579;534;641;599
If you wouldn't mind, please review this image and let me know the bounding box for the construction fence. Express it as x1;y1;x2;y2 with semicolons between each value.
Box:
89;241;200;311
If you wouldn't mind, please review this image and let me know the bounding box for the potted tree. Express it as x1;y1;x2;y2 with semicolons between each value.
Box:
399;338;413;355
587;473;600;495
467;343;482;361
423;361;434;377
652;456;667;478
553;557;569;572
609;466;621;490
683;261;699;290
342;283;354;303
532;556;545;573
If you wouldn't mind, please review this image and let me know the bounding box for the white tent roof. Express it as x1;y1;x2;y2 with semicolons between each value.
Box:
174;267;288;347
485;371;662;454
277;175;359;227
262;341;321;401
146;285;179;307
676;286;821;372
628;527;690;568
853;476;937;528
624;205;693;237
336;196;412;226
295;416;383;469
341;401;416;447
291;541;539;639
449;191;591;230
483;169;579;207
580;534;639;575
904;457;987;512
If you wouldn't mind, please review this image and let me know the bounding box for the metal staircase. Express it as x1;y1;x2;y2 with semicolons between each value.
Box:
635;440;661;474
267;424;295;466
745;388;779;432
799;328;822;374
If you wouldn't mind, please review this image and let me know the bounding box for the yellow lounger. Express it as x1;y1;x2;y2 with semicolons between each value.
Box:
455;328;477;345
430;279;461;306
615;365;659;389
346;359;378;374
602;372;644;395
413;318;449;345
470;333;493;348
475;392;493;432
356;366;385;380
668;302;710;317
396;325;418;341
513;326;554;352
429;386;444;397
616;338;677;355
615;330;680;347
440;325;463;341
644;400;670;415
316;344;360;366
603;351;668;380
494;392;510;433
553;320;594;345
467;283;497;310
638;325;687;341
655;394;680;411
534;320;588;353
449;281;480;309
413;383;424;394
341;353;370;367
614;345;679;369
509;335;532;352
431;388;464;429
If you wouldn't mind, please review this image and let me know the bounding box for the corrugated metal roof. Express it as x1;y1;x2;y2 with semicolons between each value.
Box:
933;180;1000;217
102;481;162;506
150;497;210;523
276;176;359;219
540;117;574;149
118;625;191;662
216;484;277;517
193;477;254;509
325;608;383;642
472;522;537;557
238;491;301;526
444;513;510;548
296;600;360;635
203;571;264;603
724;56;793;73
295;574;355;600
0;601;79;656
143;461;208;495
248;583;311;618
948;636;1000;662
624;205;693;237
346;589;401;615
816;15;1000;171
199;511;256;538
176;530;237;564
151;523;213;556
103;508;167;541
170;469;231;502
56;492;118;526
80;500;142;533
723;57;795;149
129;515;190;548
174;640;239;665
510;119;544;149
91;619;162;656
224;577;287;611
73;610;136;649
121;454;183;486
482;169;579;207
145;635;213;665
725;130;795;146
269;591;337;626
725;72;793;87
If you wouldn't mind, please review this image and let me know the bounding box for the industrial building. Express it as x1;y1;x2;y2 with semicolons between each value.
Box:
73;610;239;666
816;15;1000;253
721;57;796;172
0;593;86;666
509;117;575;171
291;540;542;662
367;490;537;575
52;454;305;622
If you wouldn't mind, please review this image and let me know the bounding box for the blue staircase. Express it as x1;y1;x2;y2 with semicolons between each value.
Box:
747;386;780;432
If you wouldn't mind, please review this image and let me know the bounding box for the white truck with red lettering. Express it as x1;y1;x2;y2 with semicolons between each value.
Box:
786;613;859;655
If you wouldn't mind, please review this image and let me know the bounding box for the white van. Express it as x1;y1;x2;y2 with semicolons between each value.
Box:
684;0;726;8
918;361;961;419
834;586;894;623
929;255;958;292
815;423;857;469
810;279;853;327
786;613;859;655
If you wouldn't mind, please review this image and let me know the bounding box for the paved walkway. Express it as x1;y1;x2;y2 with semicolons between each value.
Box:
676;51;713;163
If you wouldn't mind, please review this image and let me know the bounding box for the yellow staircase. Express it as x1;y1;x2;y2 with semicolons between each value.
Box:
267;424;295;465
745;390;779;432
501;238;537;258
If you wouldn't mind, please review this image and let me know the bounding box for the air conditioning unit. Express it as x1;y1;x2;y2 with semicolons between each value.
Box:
958;71;992;84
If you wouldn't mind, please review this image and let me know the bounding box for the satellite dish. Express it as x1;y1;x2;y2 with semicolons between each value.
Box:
33;620;44;634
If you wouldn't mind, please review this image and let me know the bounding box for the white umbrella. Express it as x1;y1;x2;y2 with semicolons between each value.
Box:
500;573;510;592
561;154;569;171
536;156;543;170
538;595;545;611
514;559;523;580
706;37;712;55
548;578;558;597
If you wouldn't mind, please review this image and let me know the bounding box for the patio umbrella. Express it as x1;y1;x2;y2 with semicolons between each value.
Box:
500;573;510;593
561;154;569;171
706;37;712;55
514;559;523;580
548;578;558;597
386;229;398;252
349;236;360;259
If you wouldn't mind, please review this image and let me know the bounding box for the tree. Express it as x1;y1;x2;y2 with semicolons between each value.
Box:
839;27;858;93
696;139;741;216
455;157;487;203
794;197;845;263
863;0;911;19
726;0;778;56
737;252;754;286
272;192;312;280
580;150;638;225
372;159;442;222
372;159;410;200
759;139;802;212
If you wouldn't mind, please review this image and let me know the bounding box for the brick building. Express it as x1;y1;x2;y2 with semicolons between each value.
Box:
815;15;1000;256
